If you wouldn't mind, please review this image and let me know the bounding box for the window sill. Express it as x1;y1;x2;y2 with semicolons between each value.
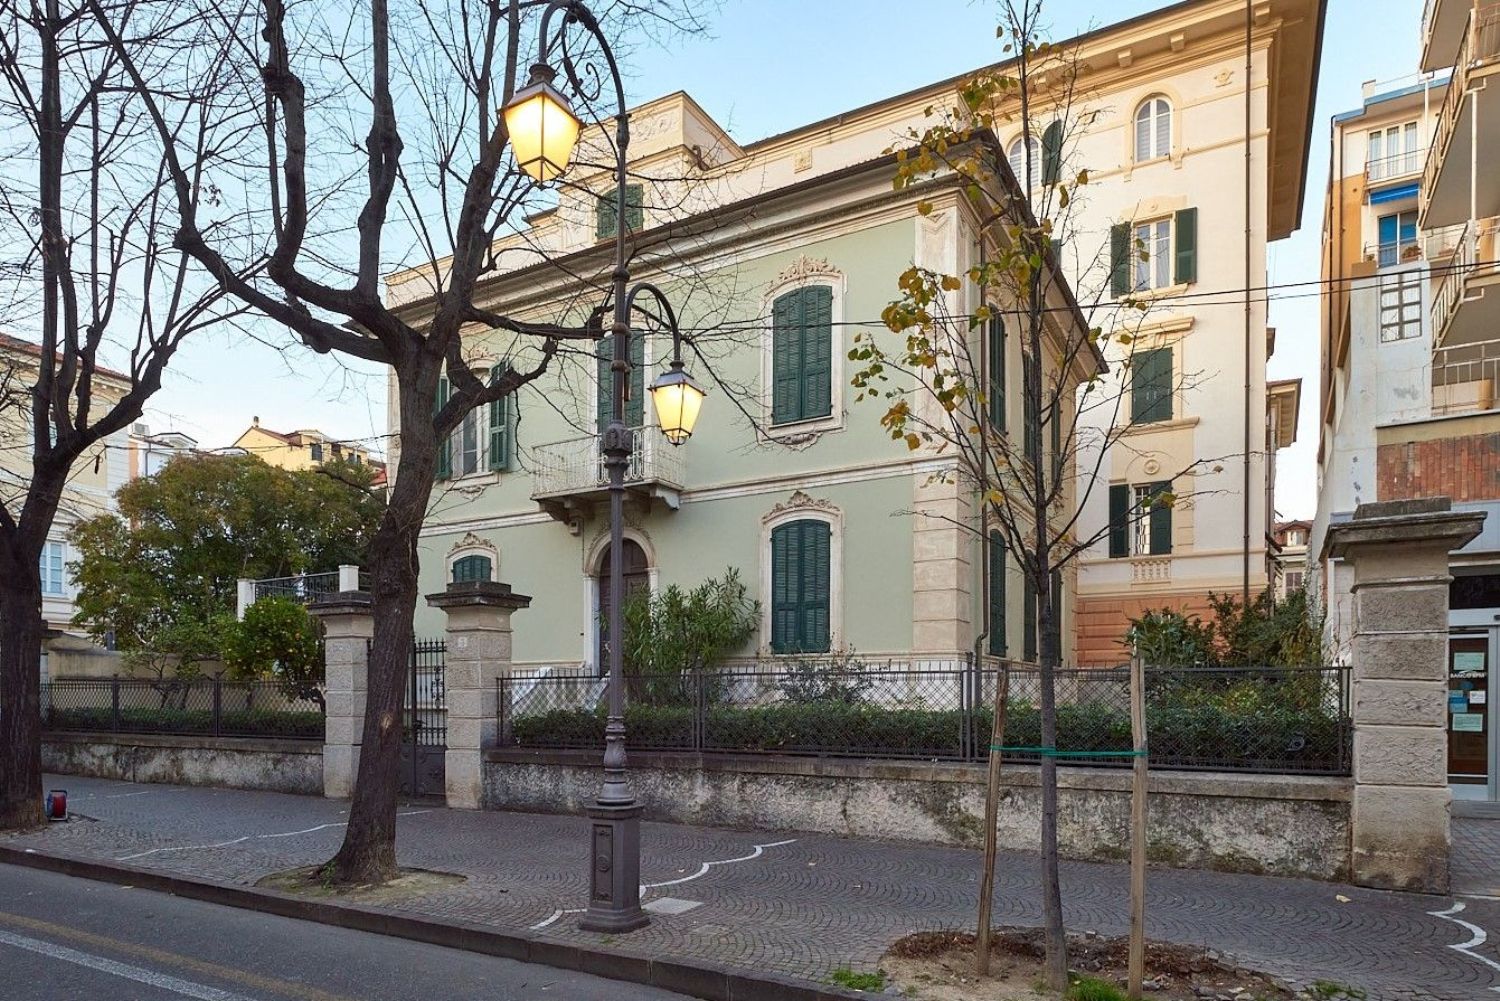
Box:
438;470;506;487
1119;415;1200;437
763;413;843;443
1118;282;1191;304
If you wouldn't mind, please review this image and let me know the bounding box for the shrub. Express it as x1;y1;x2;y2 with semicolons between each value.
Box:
777;649;875;704
619;569;757;705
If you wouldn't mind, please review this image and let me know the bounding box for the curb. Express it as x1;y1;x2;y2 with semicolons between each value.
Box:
0;845;862;1001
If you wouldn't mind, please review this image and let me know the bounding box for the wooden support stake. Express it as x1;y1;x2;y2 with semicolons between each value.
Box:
974;664;1011;977
1127;652;1148;998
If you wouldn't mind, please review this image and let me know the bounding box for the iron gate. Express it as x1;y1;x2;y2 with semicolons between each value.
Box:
400;638;446;798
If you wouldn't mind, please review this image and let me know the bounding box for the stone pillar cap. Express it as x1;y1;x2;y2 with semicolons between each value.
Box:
307;590;374;617
425;580;533;611
1322;497;1485;561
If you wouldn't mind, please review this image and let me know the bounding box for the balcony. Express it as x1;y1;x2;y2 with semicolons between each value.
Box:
1434;339;1500;415
1363;237;1423;270
1432;216;1500;349
530;424;685;525
1423;0;1493;72
1365;150;1424;189
1420;5;1500;228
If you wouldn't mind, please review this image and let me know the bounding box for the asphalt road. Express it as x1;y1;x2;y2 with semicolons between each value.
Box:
0;864;693;1001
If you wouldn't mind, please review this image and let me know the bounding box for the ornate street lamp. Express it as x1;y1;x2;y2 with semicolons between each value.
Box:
503;0;705;934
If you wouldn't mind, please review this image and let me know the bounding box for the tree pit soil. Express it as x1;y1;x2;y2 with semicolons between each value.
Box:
256;865;465;905
882;929;1296;1001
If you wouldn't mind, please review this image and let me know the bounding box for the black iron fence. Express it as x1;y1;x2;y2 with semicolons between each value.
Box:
498;659;1351;776
251;572;343;605
43;678;326;740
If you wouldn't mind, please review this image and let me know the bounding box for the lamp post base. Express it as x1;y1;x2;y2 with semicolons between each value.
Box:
578;801;649;933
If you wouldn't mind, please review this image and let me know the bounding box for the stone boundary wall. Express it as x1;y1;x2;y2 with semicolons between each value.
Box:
43;732;323;796
485;749;1352;881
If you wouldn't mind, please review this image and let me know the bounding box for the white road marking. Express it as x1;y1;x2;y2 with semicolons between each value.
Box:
0;927;263;1000
115;810;432;861
528;908;583;930
641;838;798;890
529;838;799;931
1429;901;1500;992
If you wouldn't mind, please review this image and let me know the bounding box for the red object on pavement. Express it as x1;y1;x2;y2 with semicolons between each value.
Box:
44;789;66;820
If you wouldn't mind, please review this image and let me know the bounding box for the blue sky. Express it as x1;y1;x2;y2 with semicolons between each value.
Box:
148;0;1420;519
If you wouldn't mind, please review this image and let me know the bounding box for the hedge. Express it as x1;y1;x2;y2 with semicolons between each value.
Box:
46;706;325;740
509;700;1347;772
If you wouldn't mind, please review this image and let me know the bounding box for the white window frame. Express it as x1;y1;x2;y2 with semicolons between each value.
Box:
445;366;502;479
1007;134;1041;186
1131;485;1159;556
759;262;846;442
1133;96;1172;163
1378;269;1423;342
759;498;843;654
1133;218;1173;292
39;540;66;597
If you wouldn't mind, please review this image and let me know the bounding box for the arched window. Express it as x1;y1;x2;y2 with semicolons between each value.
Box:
1134;96;1172;162
1007;134;1041;185
451;553;493;583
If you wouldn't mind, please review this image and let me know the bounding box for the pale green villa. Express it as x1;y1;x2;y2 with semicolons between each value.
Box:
388;0;1325;671
386;88;1100;672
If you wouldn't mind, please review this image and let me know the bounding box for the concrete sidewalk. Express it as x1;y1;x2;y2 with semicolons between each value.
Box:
3;774;1495;1000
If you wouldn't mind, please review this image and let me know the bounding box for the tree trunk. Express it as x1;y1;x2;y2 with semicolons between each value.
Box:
1036;594;1067;989
324;371;436;885
0;537;47;831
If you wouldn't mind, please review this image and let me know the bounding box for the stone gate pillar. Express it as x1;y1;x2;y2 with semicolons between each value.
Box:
1324;498;1484;893
308;591;374;799
426;581;532;809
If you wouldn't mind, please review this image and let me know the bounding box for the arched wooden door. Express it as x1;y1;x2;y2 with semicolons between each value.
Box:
596;538;649;675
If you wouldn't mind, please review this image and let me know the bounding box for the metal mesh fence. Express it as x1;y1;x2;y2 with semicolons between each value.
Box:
499;659;1350;775
43;679;326;740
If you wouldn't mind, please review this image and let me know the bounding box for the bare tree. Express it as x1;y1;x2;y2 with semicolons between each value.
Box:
849;2;1222;986
93;0;718;883
0;0;243;828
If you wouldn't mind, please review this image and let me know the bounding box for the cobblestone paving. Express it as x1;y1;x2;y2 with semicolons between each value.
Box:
5;775;1500;999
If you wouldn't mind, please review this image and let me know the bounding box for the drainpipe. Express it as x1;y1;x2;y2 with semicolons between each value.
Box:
1243;0;1253;606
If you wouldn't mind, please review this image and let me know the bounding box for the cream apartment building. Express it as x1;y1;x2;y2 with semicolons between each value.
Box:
391;0;1324;670
0;333;131;642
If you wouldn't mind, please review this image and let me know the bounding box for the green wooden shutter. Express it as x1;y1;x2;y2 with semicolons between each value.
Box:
1022;353;1038;462
1041;120;1063;185
1050;399;1063;481
488;367;510;471
596;184;643;241
987;532;1007;657
451;554;492;583
596;336;644;432
1173;207;1198;285
1130;347;1173;424
802;520;832;653
435;376;451;481
1149;480;1173;555
1108;483;1129;558
596;346;612;434
771;523;795;652
771;291;803;424
987;315;1006;432
1022;564;1037;662
770;519;831;653
1110;223;1131;297
801;285;834;419
627;330;644;427
1049;569;1063;658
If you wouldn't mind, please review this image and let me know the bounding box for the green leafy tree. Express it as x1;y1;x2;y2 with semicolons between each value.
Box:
70;452;382;669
